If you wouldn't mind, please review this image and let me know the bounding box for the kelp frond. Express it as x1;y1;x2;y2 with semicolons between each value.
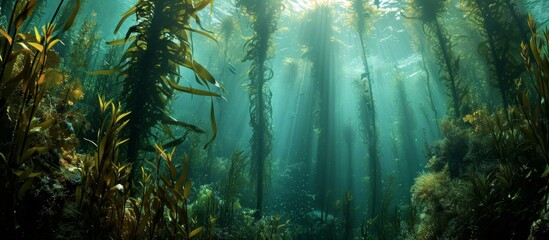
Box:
102;0;221;171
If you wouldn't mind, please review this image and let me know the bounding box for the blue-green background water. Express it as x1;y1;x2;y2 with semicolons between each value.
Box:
2;0;549;239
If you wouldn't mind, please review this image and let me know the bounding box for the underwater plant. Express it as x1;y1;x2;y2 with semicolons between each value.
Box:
346;0;382;224
411;166;474;239
77;101;203;239
220;150;248;228
406;0;468;118
236;0;282;220
0;0;80;236
219;16;239;62
407;16;549;238
76;97;132;239
392;71;420;192
300;4;339;223
98;0;222;181
461;0;526;110
519;15;549;167
342;191;353;240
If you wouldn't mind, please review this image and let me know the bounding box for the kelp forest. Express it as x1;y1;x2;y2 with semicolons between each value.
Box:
1;0;549;239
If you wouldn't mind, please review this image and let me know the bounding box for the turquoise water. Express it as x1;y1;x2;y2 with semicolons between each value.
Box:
1;0;548;239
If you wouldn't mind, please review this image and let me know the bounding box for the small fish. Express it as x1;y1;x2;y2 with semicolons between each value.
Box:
302;190;317;200
227;63;236;74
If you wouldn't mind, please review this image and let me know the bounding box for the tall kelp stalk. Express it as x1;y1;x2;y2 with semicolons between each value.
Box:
409;16;549;238
406;0;468;119
236;0;282;220
502;0;529;43
300;4;338;222
347;0;381;223
343;125;354;240
393;72;419;192
99;0;222;182
462;0;527;110
0;0;80;236
419;39;440;129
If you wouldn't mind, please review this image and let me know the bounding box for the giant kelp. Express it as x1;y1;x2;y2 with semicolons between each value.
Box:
299;4;339;224
407;15;549;238
347;0;382;231
462;0;527;110
407;0;468;118
236;0;282;220
100;0;222;180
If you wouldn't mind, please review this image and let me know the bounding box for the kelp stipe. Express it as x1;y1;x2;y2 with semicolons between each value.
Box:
347;0;382;226
462;0;526;110
299;4;339;224
406;0;468;119
92;0;222;181
407;16;549;238
236;0;281;220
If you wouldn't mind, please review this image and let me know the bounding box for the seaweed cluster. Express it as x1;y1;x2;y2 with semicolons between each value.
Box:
408;15;549;239
2;0;549;239
236;0;282;220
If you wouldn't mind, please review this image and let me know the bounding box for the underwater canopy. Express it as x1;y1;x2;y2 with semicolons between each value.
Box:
1;0;549;239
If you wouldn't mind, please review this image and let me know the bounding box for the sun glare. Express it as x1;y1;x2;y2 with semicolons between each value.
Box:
286;0;347;13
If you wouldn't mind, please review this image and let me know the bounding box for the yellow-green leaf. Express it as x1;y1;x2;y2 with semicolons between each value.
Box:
21;147;49;164
184;180;191;199
189;226;203;238
183;27;217;43
34;27;41;42
116;138;130;148
194;0;213;11
167;79;221;97
86;66;121;75
47;39;61;50
98;95;105;111
0;28;13;45
15;0;38;30
28;42;44;52
161;116;204;133
192;61;218;87
116;111;131;124
107;36;136;46
115;5;137;34
62;0;80;32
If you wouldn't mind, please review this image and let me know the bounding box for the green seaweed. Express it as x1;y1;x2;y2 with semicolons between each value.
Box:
236;0;282;220
406;0;469;118
98;0;221;181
